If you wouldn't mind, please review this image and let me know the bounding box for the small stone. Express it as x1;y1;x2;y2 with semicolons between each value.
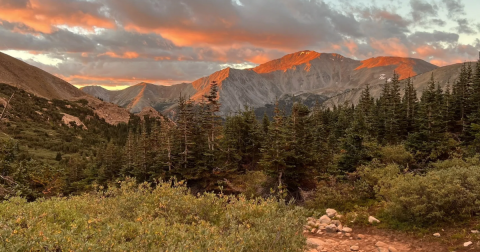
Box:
345;233;352;237
308;221;318;228
325;224;338;233
337;224;343;231
433;233;441;237
350;245;359;251
331;220;341;226
319;215;332;225
307;238;326;248
388;246;398;252
377;248;389;252
357;234;365;240
472;230;479;234
349;237;353;240
375;241;388;248
336;214;343;219
464;241;473;247
326;208;337;218
342;227;353;233
368;216;380;224
311;228;317;233
316;230;323;235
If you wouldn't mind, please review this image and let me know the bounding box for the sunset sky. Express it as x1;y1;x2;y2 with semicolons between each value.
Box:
1;0;479;90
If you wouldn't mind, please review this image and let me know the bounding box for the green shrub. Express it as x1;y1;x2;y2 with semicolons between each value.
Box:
304;176;374;212
0;178;307;251
378;145;413;167
377;165;480;225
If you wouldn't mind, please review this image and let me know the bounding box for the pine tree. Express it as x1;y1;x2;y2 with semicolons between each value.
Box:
402;77;418;133
259;101;293;189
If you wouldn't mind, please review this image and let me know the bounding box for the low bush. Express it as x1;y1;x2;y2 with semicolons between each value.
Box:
0;178;307;252
376;165;480;225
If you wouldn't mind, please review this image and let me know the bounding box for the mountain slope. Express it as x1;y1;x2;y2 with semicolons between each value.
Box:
82;82;196;113
81;51;439;114
0;52;130;124
323;62;470;107
0;52;85;100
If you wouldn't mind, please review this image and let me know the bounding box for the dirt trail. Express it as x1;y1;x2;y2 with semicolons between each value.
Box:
305;228;456;252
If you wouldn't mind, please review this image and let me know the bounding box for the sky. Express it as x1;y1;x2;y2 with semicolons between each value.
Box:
0;0;479;90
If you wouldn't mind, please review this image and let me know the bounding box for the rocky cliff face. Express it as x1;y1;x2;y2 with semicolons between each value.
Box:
81;51;439;114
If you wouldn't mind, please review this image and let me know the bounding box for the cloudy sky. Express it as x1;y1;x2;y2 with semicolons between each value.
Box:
0;0;479;90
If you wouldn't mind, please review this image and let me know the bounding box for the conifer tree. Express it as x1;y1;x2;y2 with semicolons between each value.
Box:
259;101;293;189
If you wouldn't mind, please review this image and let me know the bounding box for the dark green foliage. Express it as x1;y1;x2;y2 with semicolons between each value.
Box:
3;61;480;203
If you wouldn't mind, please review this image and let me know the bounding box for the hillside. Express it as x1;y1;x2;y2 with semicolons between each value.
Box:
0;52;131;124
81;51;438;114
0;52;85;100
323;62;470;107
81;82;196;113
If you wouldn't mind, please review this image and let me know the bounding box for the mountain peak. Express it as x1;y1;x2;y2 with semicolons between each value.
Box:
253;50;323;74
355;56;438;80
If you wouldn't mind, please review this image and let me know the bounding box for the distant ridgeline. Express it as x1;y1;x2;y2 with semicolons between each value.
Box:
1;59;480;202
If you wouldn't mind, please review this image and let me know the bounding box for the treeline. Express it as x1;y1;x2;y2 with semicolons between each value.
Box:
86;59;480;195
1;59;480;200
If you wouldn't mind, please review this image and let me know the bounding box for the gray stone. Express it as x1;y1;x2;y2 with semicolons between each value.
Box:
325;224;338;233
326;208;337;218
319;215;332;225
307;238;326;248
331;220;342;226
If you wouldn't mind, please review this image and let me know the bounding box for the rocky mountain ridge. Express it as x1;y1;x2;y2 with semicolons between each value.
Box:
81;51;440;114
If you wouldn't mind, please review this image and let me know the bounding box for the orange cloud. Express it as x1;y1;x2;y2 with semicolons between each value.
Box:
370;38;410;57
344;40;358;54
99;51;139;59
124;24;312;51
0;0;115;33
430;58;463;67
246;54;272;64
59;74;190;87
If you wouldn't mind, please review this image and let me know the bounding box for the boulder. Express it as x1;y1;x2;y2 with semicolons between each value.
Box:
326;208;337;218
319;215;332;225
325;224;338;233
368;216;380;224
